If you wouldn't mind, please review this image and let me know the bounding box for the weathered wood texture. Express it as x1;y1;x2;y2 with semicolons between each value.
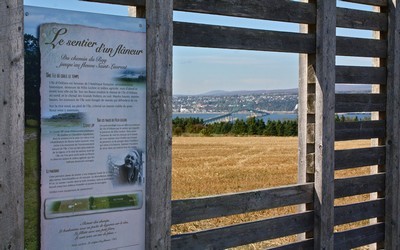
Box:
335;146;386;170
171;212;314;249
174;0;316;24
335;94;386;113
270;239;314;250
86;0;387;32
336;36;387;58
145;0;173;249
172;183;313;224
334;223;385;249
335;120;385;141
0;1;24;250
334;199;385;225
336;7;387;31
341;0;387;6
335;66;386;84
313;1;336;249
385;1;400;248
173;22;315;53
335;173;385;198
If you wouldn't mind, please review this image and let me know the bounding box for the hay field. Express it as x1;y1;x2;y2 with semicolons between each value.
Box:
172;136;372;248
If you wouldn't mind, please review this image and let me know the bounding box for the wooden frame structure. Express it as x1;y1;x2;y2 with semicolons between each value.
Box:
2;0;400;249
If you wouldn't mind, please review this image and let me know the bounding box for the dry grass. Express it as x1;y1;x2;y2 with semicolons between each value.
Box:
172;136;375;249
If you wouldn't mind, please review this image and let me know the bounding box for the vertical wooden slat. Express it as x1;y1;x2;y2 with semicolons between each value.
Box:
0;1;24;249
385;0;400;249
145;0;173;249
314;0;336;249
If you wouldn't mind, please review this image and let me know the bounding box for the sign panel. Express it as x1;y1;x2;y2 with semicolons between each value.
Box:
40;23;146;249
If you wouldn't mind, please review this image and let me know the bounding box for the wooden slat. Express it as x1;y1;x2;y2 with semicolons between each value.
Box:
269;239;314;250
171;212;314;249
84;0;388;8
334;223;385;249
83;0;146;6
335;120;385;141
336;36;387;58
145;0;173;249
174;0;316;24
172;183;314;225
0;2;24;250
173;22;316;53
384;1;400;248
335;94;386;113
335;146;386;170
341;0;387;6
335;66;386;84
335;173;385;198
313;1;336;249
337;7;387;31
334;199;385;225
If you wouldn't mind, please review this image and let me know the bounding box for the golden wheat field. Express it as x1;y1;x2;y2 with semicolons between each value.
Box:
172;136;373;249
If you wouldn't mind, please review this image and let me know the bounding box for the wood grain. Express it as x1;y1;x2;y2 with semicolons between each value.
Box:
0;1;24;250
145;0;173;249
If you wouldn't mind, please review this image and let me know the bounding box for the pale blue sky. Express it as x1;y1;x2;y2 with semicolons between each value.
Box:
25;0;373;95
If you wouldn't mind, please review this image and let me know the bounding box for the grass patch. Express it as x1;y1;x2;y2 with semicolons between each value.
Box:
24;128;40;250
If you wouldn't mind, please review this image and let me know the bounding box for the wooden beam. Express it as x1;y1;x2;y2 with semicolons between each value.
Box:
173;22;316;53
335;146;386;170
173;0;316;24
335;66;386;84
145;0;173;249
335;120;386;141
313;0;336;248
0;1;24;249
335;173;385;198
172;183;314;224
171;212;314;249
341;0;387;6
337;7;387;31
334;223;385;249
385;0;400;248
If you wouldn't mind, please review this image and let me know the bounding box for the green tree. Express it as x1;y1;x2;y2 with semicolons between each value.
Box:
24;34;41;124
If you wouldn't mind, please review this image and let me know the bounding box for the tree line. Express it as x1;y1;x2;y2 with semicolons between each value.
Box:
173;114;368;137
173;117;298;136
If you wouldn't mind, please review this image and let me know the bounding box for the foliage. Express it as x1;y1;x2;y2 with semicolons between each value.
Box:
24;34;41;123
172;115;364;137
24;129;40;250
172;117;299;136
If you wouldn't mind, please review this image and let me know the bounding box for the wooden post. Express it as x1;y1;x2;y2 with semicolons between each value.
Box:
145;0;173;249
0;0;24;249
313;0;336;249
385;0;400;248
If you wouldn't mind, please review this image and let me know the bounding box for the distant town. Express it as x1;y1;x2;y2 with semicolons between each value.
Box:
173;89;298;113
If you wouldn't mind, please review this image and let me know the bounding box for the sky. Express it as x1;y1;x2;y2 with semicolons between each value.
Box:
24;0;373;95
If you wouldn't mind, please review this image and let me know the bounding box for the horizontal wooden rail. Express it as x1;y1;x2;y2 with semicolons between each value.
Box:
335;120;385;141
334;199;385;225
341;0;387;7
270;239;314;250
336;36;387;58
335;173;385;198
335;66;386;84
335;146;386;170
83;0;146;6
172;183;313;224
335;94;386;113
173;22;315;53
174;0;316;24
171;211;314;249
334;223;385;249
337;7;387;31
